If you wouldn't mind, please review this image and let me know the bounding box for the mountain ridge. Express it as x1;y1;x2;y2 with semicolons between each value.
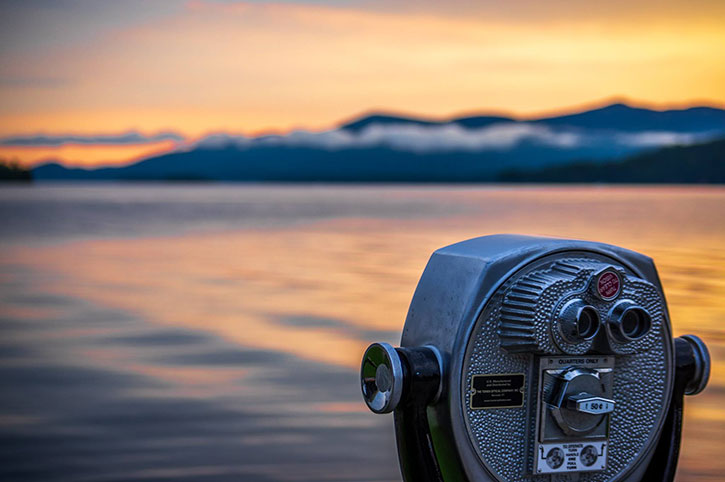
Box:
340;103;725;133
32;102;725;182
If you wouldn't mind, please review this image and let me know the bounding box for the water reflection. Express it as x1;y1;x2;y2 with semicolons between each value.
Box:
0;185;723;480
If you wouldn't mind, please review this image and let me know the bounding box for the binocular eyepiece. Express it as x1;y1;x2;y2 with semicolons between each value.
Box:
558;300;601;343
607;301;652;343
360;235;710;482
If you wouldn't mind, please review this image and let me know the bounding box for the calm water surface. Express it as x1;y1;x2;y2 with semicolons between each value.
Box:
0;184;723;481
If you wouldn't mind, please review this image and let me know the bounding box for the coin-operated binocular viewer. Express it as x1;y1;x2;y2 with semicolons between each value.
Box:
361;235;710;482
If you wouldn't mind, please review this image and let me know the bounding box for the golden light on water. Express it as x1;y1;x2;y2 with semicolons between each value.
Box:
1;187;724;478
9;187;725;363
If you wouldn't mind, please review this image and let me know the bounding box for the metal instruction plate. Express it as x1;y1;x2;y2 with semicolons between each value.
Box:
470;373;525;409
536;441;608;474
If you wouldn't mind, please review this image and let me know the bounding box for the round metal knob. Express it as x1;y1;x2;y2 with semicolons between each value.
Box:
680;334;711;395
550;367;612;436
360;342;404;414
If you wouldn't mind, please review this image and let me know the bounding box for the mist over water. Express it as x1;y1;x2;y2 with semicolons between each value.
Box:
1;184;723;481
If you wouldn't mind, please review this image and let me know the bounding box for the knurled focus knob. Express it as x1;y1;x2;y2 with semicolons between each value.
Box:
360;343;404;414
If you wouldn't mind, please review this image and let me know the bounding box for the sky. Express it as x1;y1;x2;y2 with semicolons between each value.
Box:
1;0;724;167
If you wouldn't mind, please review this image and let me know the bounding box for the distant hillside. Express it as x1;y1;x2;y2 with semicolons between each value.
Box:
34;146;567;182
33;102;725;182
340;114;444;132
342;103;725;133
530;104;725;132
499;138;725;183
340;113;513;132
0;159;32;181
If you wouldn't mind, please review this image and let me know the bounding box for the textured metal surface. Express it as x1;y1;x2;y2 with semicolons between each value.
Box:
462;253;671;481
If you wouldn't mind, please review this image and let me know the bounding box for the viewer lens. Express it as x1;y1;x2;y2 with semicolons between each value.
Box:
621;308;650;339
609;302;652;342
577;307;599;339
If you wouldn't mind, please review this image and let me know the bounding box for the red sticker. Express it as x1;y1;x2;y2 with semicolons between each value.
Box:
597;271;620;299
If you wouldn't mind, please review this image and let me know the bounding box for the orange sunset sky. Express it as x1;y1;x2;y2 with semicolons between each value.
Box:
1;0;724;168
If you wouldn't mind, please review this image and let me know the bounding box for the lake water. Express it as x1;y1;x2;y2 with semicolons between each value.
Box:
1;184;723;481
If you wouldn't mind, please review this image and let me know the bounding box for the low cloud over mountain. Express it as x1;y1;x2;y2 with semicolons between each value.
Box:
195;122;707;154
1;130;185;146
